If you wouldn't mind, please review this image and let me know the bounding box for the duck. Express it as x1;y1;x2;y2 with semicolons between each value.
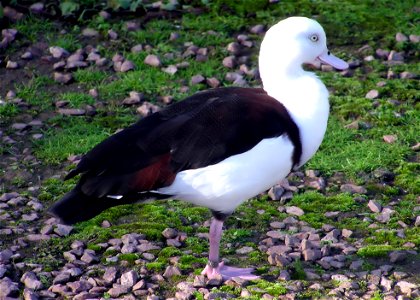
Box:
49;16;348;280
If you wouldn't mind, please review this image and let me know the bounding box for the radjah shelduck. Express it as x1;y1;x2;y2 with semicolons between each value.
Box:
50;16;348;280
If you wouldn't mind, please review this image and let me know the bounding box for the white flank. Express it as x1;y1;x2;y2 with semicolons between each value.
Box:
158;136;294;213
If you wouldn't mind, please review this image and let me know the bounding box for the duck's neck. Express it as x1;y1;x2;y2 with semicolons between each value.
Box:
260;64;330;166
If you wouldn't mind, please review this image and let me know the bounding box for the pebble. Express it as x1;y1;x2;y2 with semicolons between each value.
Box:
388;50;404;61
383;135;397;144
285;206;304;216
250;24;265;34
108;29;118;40
54;224;73;236
395;32;408;42
21;51;33;59
82;28;99;37
6;61;19;69
163;266;181;278
58;108;86;116
144;54;161;67
389;251;407;263
0;277;20;297
340;183;367;194
121;270;138;287
206;77;220;88
21;272;43;290
137;102;160;116
54;72;73;84
409;34;420;43
162;65;178;75
368;200;382;213
191;74;205;85
222;56;236;68
120;60;135;72
365;89;379;99
236;246;254;254
49;46;69;58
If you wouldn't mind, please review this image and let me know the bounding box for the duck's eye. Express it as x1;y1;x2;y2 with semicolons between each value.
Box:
310;34;319;42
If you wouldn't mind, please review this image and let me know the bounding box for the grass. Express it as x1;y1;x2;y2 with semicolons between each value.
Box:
2;0;419;298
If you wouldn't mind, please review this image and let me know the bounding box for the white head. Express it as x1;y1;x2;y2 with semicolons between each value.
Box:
259;17;348;84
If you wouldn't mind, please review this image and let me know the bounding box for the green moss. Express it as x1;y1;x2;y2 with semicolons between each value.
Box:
87;244;102;251
357;245;395;258
146;261;166;272
248;280;287;296
119;253;139;264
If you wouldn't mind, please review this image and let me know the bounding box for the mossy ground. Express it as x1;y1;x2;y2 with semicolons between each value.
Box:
0;0;419;298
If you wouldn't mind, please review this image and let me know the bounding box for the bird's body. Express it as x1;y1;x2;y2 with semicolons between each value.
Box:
50;16;348;280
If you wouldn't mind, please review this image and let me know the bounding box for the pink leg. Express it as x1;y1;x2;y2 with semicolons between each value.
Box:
201;218;259;281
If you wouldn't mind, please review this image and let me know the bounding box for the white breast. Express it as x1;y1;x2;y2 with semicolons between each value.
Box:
266;73;330;167
157;135;294;213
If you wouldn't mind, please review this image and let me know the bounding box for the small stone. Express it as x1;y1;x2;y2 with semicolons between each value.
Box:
395;32;408;42
414;216;420;227
108;29;118;40
236;246;253;254
381;276;393;292
400;71;416;79
341;228;353;238
368;200;382;213
162;65;178;75
278;270;290;281
383;135;397;144
58;108;86;116
0;277;19;297
137;102;160;116
49;46;69;58
12;123;28;130
54;224;73;236
396;281;417;295
103;267;118;284
121;270;138;287
6;61;19;69
162;228;178;239
206;274;223;286
340;183;367;194
250;24;265;34
350;260;364;271
302;249;321;261
67;280;93;293
190;74;205;85
122;91;143;105
54;72;73;84
23;288;39;300
206;77;220;88
21;272;43;290
82;28;99;37
120;60;135;72
389;251;407;263
222;56;236;68
409;34;420;43
388;51;404;61
285;206;304;216
376;49;390;59
366;89;379;99
126;21;140;31
268;185;285;200
21;51;33;59
80;250;98;264
144;54;161;67
30;2;44;13
26;234;50;241
163;266;181;278
364;55;375;61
